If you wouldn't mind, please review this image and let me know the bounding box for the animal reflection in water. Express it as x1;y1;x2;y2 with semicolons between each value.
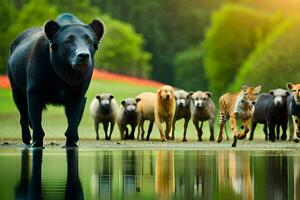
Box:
14;149;83;199
217;151;253;200
155;151;175;199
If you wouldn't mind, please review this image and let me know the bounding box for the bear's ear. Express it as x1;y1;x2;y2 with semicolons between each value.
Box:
285;91;290;96
286;82;294;91
96;95;101;101
44;20;60;41
109;95;114;100
89;19;104;42
187;91;194;98
269;90;274;96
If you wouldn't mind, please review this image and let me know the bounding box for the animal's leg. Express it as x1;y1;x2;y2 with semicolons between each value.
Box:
171;118;176;141
146;120;154;141
94;121;99;140
27;93;45;148
281;120;288;141
64;97;86;147
268;123;276;142
237;118;251;140
288;115;294;141
109;121;115;140
124;127;129;140
140;119;145;140
129;124;136;140
10;80;31;145
165;118;173;140
155;116;166;141
193;120;202;141
217;112;226;143
182;118;190;142
103;121;109;140
276;124;280;140
293;116;300;138
263;124;268;140
249;121;257;141
209;118;215;141
232;136;238;147
229;114;240;137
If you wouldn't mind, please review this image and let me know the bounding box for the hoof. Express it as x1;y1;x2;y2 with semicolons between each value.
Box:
281;135;287;141
64;140;78;148
217;137;223;143
30;140;44;149
232;142;237;147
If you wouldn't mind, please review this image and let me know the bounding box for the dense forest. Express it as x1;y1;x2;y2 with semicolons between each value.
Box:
1;0;300;96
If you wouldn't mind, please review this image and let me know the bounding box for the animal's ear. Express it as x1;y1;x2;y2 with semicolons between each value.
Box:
255;85;262;93
285;91;290;96
136;98;141;103
269;90;274;96
121;100;125;106
157;88;162;95
242;85;248;92
109;95;114;100
44;20;61;41
204;91;212;98
96;95;101;101
187;91;194;98
286;82;294;90
89;19;104;42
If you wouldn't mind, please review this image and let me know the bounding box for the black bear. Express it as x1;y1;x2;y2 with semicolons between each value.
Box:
8;13;104;148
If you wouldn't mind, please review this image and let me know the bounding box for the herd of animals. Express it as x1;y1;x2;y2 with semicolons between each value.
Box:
6;13;300;148
90;83;300;147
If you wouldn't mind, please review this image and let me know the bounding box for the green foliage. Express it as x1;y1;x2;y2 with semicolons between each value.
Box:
96;16;151;77
203;4;275;96
230;18;300;92
174;47;208;91
8;0;58;38
0;0;16;73
95;0;225;83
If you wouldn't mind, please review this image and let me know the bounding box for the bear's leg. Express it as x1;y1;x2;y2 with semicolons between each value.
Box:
27;93;45;148
64;97;86;147
281;120;288;141
10;82;31;145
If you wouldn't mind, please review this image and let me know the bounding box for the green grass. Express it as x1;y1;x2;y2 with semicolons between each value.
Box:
0;79;267;141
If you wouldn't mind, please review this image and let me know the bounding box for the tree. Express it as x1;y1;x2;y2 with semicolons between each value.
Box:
174;47;208;91
230;18;300;92
202;4;275;96
95;15;151;77
0;0;16;73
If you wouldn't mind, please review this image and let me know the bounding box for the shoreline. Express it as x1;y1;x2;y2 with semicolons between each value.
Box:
0;139;300;151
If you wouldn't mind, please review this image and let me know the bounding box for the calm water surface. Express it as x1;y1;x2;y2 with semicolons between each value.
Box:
0;149;299;200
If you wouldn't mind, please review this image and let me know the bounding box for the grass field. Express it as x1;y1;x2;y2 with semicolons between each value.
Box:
0;79;217;141
0;78;270;142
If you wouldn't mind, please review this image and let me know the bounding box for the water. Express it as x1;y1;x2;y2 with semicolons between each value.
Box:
0;149;299;200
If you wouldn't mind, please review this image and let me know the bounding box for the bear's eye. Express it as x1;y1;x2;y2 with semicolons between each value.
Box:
292;90;296;92
65;35;74;43
244;93;248;96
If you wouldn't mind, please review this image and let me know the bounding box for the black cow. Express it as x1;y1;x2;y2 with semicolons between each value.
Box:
8;13;104;148
249;89;290;142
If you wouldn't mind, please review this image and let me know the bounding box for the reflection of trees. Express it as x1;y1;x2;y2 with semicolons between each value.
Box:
15;149;30;200
155;151;175;200
217;151;253;200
